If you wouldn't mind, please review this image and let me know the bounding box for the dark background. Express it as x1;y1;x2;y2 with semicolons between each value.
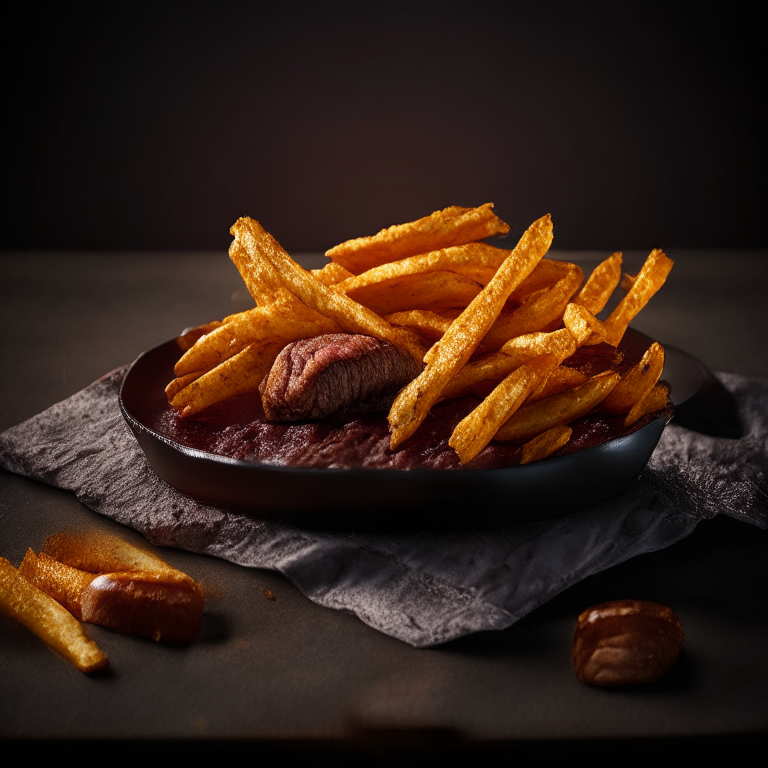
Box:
3;1;763;254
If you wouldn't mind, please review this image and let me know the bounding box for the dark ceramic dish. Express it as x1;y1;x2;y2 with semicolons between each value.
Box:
120;333;705;530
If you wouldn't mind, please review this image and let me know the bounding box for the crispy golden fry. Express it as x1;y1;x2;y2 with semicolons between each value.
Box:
495;371;620;443
621;272;638;292
528;366;589;402
450;354;558;464
423;218;560;366
19;549;96;620
388;214;553;449
625;381;670;426
439;352;519;401
172;338;285;418
439;352;521;401
176;320;225;352
230;222;295;305
440;328;577;402
342;270;482;315
600;250;673;346
165;370;205;401
600;342;665;415
173;298;339;377
478;263;583;352
1;557;107;673
44;531;181;578
500;328;577;366
384;310;456;341
574;252;623;315
326;203;510;274
524;341;580;401
337;241;510;290
174;307;269;376
311;261;355;286
519;425;573;464
562;303;606;345
509;258;578;303
232;217;425;362
453;363;588;402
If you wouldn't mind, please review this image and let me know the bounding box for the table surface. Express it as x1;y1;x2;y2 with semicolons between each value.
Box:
1;248;766;754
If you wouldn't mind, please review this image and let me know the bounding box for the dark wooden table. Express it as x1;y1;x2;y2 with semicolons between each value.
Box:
1;248;766;755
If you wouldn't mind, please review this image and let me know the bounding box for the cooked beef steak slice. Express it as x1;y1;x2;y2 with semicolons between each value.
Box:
260;333;423;421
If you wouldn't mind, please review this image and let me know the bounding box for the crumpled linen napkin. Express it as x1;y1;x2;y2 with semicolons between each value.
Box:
1;368;765;647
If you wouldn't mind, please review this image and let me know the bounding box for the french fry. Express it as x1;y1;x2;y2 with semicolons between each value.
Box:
165;370;205;402
0;557;107;673
439;352;522;401
44;531;182;578
625;381;670;426
574;252;623;315
509;258;579;303
173;298;340;377
232;217;425;362
172;338;285;418
451;363;587;404
176;319;225;352
519;425;572;464
562;303;606;345
600;342;665;415
504;328;576;400
478;263;583;352
621;272;638;292
440;328;576;402
342;271;482;315
230;222;296;305
449;354;558;464
499;328;577;366
528;366;588;403
336;241;509;290
388;214;553;449
19;549;96;620
384;310;456;341
311;261;355;286
495;371;621;443
600;250;673;346
174;307;275;376
325;203;510;274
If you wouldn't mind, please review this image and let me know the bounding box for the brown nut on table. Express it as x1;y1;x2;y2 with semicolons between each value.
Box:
80;571;204;643
571;599;683;687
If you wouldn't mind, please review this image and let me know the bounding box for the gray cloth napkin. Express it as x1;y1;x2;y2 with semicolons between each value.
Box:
1;368;765;647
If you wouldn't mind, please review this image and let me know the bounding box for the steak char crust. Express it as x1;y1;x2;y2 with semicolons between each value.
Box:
259;333;423;421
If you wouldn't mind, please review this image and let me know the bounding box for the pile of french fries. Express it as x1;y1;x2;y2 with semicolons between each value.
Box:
167;204;673;466
0;532;204;673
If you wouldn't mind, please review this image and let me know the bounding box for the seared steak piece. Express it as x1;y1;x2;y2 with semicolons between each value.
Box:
260;334;423;421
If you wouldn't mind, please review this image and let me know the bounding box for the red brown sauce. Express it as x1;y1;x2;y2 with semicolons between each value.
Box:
148;330;671;471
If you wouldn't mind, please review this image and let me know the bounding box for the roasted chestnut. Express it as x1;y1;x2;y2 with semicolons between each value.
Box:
572;599;683;687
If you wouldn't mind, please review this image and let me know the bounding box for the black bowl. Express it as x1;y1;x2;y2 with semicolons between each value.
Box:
120;334;704;530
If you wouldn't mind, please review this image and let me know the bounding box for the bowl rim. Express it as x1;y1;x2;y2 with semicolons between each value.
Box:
119;331;700;479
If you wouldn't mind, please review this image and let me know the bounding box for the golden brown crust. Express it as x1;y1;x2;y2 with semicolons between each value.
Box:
81;571;204;644
42;532;205;642
571;599;684;687
0;557;108;673
325;203;510;274
18;549;96;620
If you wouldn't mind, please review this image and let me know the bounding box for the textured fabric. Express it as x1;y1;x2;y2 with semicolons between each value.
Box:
1;368;765;647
